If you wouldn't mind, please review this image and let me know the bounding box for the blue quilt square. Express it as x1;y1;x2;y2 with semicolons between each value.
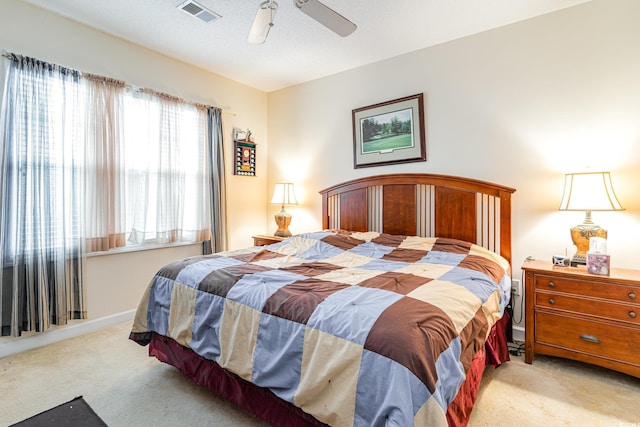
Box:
296;240;345;261
146;275;174;336
190;291;226;361
355;349;432;426
226;270;306;311
298;231;335;240
432;337;465;410
421;251;466;266
439;267;497;302
252;314;306;402
348;241;395;259
358;258;409;272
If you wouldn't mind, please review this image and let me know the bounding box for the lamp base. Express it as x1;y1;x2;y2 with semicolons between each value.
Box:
274;211;292;237
569;223;607;266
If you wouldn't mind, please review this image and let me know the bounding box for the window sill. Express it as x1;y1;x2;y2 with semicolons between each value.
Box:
86;241;201;258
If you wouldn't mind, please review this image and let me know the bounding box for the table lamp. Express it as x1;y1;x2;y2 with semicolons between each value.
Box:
558;171;624;266
270;182;298;237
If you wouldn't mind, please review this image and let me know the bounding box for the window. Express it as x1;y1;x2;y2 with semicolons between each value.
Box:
123;91;209;246
0;53;221;337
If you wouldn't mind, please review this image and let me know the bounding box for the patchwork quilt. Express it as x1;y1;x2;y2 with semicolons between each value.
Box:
130;230;511;427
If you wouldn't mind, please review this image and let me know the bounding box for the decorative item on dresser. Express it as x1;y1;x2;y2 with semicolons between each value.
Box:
523;260;640;378
252;234;285;246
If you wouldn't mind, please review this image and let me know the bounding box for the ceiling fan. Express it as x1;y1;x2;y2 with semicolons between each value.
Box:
248;0;357;44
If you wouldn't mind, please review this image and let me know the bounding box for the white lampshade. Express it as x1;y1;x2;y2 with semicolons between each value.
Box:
558;171;624;266
270;183;298;207
558;172;624;212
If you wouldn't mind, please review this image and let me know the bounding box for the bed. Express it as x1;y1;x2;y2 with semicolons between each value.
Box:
130;173;516;426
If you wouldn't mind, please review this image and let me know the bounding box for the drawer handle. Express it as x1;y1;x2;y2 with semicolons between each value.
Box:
579;334;601;344
630;292;637;300
548;298;555;305
548;281;556;288
630;311;637;319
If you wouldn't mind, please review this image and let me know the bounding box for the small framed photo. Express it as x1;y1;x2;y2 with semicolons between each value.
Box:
587;253;610;276
352;93;426;168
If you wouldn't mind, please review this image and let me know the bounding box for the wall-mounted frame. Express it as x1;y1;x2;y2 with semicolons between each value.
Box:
234;139;256;176
352;93;426;168
233;129;256;176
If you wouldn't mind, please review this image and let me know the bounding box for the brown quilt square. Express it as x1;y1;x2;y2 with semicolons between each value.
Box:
458;255;505;284
281;262;344;277
364;297;457;391
371;233;407;248
431;238;473;254
321;234;365;251
382;248;428;263
263;278;349;324
230;249;285;263
358;272;431;295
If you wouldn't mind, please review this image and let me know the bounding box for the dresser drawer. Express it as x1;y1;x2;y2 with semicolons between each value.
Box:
536;291;640;325
534;273;640;303
536;311;640;367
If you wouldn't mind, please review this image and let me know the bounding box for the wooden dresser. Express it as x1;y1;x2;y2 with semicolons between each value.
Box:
523;260;640;378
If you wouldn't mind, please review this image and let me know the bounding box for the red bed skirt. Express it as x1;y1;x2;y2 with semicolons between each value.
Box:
143;313;511;427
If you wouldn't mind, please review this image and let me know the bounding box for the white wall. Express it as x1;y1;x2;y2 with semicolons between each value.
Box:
267;0;640;327
0;0;270;342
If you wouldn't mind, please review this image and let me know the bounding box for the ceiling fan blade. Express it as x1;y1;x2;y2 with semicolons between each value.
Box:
248;0;278;44
294;0;356;37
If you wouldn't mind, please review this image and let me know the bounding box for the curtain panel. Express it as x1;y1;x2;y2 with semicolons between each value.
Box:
205;107;228;254
84;74;127;252
0;54;87;336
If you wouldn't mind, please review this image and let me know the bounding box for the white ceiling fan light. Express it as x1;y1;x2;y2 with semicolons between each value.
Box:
247;0;356;44
247;0;278;44
294;0;356;37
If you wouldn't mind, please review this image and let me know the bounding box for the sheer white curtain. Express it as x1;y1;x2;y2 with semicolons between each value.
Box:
0;54;86;336
84;74;127;252
124;90;209;244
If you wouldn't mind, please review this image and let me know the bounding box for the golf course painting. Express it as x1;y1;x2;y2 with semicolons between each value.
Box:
360;107;414;154
352;93;426;168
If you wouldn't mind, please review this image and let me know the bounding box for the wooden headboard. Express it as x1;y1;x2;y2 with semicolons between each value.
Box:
319;173;516;265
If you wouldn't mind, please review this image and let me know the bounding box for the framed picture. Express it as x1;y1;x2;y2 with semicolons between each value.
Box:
232;128;256;176
352;93;426;168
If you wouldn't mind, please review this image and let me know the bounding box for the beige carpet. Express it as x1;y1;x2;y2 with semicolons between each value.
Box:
1;321;639;426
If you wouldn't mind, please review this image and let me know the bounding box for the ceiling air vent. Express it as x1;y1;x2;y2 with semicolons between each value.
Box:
177;0;221;23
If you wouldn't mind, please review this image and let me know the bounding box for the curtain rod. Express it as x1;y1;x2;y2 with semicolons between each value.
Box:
2;52;236;117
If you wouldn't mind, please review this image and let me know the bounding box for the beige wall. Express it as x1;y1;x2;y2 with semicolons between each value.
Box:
0;0;270;327
267;0;640;328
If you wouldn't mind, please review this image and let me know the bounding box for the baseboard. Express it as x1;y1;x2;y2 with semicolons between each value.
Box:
512;325;525;342
0;309;135;359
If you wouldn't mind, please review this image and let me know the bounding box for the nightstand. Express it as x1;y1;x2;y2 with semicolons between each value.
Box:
252;235;286;246
523;259;640;378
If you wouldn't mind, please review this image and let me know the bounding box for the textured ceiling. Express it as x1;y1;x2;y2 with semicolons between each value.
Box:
22;0;590;92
